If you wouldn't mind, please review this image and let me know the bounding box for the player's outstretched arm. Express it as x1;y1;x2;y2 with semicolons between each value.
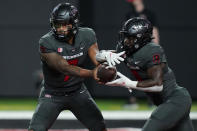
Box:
41;52;97;78
106;64;164;92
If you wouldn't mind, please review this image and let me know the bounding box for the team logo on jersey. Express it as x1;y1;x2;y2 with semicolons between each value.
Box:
57;48;63;53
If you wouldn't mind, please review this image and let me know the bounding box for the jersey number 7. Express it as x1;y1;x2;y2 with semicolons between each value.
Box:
64;59;79;82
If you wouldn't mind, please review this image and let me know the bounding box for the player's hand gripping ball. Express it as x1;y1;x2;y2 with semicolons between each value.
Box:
97;64;117;83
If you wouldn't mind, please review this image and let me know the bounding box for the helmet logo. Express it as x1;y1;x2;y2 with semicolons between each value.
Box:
131;24;143;31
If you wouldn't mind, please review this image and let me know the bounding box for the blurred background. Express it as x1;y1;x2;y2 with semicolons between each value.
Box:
0;0;197;130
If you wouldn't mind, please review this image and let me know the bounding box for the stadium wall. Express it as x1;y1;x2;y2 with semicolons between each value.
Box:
0;0;197;99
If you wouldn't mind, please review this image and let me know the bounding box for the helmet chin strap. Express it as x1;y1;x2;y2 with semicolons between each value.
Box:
123;38;139;55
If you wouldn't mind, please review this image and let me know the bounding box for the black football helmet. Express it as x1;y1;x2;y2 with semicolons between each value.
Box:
50;3;79;42
118;17;153;55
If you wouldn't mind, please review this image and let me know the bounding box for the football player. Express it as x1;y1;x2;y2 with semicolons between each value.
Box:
106;17;194;131
28;3;124;131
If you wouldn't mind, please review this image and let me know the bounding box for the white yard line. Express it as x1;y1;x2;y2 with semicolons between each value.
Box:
0;111;197;120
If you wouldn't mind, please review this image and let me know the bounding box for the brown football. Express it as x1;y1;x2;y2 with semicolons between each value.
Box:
97;64;117;83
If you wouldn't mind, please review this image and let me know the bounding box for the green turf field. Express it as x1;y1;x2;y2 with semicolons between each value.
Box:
0;98;197;111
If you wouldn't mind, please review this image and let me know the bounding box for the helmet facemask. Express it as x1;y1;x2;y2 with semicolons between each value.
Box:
51;19;77;42
119;32;141;55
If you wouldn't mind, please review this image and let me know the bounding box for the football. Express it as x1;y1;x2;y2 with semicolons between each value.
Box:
97;64;117;83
